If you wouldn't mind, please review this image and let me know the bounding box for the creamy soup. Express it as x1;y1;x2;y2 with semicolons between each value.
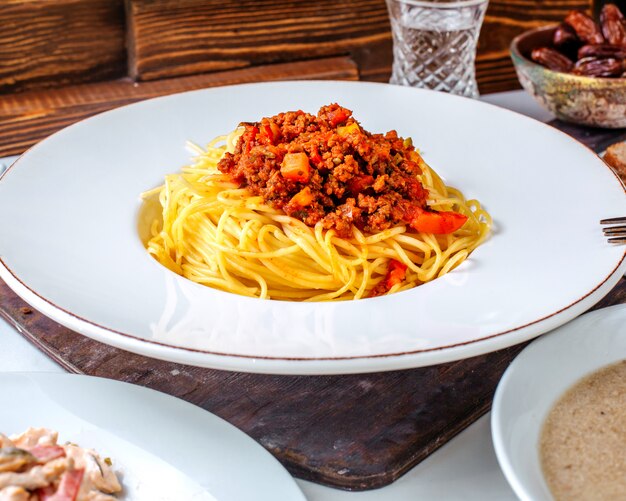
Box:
540;360;626;501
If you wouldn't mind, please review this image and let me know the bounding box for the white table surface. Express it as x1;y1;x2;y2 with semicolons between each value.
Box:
0;90;553;500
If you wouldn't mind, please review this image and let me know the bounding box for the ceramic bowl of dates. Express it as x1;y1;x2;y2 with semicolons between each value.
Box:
510;5;626;128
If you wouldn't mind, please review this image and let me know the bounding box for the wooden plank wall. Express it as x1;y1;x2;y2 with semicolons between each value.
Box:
0;0;595;96
125;0;391;81
0;0;126;93
0;0;594;156
125;0;594;94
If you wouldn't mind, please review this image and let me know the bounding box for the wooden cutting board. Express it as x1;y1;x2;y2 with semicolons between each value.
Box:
1;117;625;491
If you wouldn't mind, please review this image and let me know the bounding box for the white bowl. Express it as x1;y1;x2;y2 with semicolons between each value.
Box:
491;304;626;500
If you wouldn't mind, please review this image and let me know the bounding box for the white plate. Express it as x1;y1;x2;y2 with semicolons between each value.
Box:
0;81;624;374
0;372;305;501
491;304;626;501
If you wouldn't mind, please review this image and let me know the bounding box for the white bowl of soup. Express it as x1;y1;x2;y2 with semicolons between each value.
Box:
491;304;626;501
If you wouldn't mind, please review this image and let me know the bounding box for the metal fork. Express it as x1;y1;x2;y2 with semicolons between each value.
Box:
601;216;626;244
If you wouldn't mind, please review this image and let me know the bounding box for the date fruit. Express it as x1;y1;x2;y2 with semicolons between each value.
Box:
565;10;605;45
572;57;624;77
531;47;574;72
529;4;625;79
600;4;626;45
578;44;626;59
553;23;580;49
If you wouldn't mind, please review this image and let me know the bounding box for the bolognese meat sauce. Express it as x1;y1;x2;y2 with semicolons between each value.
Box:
218;104;466;238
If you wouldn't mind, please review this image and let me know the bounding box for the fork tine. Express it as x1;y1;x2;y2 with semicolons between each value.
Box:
603;225;626;235
608;236;626;244
601;217;626;244
600;216;626;224
602;217;626;244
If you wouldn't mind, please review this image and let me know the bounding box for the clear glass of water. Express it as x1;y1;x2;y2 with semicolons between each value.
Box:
386;0;488;98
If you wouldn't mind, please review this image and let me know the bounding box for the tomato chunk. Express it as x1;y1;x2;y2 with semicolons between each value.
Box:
309;146;323;167
369;259;408;297
259;119;281;145
241;125;258;154
327;107;351;127
407;206;467;234
385;259;407;288
281;152;311;182
289;187;314;208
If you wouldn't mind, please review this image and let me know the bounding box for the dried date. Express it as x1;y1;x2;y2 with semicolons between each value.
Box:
553;23;580;49
600;4;626;45
528;4;626;78
531;47;574;72
578;44;626;59
565;10;605;45
572;57;624;77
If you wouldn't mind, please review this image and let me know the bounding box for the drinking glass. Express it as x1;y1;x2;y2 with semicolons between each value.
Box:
386;0;489;98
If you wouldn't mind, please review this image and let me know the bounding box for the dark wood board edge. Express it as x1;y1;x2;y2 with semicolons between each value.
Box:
547;120;626;154
592;276;626;310
285;400;494;490
0;307;80;374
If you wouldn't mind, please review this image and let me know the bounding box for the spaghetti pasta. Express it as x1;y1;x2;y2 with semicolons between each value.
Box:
144;107;491;301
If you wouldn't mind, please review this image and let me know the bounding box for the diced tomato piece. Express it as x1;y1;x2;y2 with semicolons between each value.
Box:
406;205;467;234
27;445;66;463
369;259;407;297
385;259;407;289
242;125;259;154
309;146;323;167
328;108;351;127
260;123;273;142
259;120;281;145
290;187;314;208
347;174;374;194
39;468;84;501
281;152;311;182
242;125;258;141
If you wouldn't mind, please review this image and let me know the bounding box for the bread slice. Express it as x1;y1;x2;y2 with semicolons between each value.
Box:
604;141;626;184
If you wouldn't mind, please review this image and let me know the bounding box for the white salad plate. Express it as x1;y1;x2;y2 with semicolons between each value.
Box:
491;303;626;501
0;372;305;501
0;80;624;374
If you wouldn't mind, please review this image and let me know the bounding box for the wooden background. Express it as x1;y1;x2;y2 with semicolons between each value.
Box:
0;0;593;157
